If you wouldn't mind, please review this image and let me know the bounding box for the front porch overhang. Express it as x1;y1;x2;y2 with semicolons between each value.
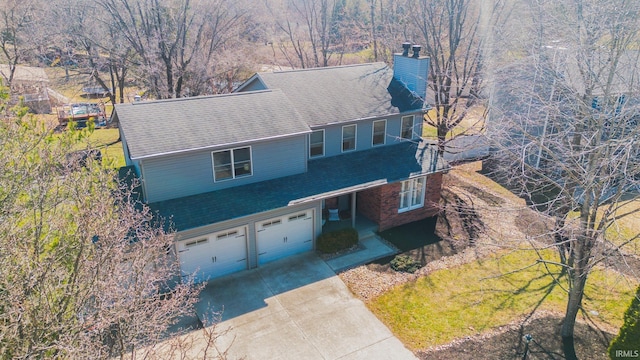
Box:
287;180;386;206
149;139;449;232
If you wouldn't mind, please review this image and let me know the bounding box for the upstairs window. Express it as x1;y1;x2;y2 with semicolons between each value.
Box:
372;119;387;146
401;115;416;140
399;177;425;212
212;146;252;182
309;130;325;158
342;124;356;152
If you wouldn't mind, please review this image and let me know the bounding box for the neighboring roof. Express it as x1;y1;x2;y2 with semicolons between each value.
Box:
254;63;424;127
0;64;49;83
561;49;640;96
496;49;640;98
115;89;310;159
149;140;448;232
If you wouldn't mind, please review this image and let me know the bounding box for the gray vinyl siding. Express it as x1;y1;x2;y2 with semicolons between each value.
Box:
238;78;267;92
313;114;423;158
389;114;423;142
143;136;307;203
322;125;343;157
393;54;430;100
120;127;133;167
120;127;142;176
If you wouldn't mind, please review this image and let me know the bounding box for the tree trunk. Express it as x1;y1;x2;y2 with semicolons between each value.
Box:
118;68;126;104
437;121;448;154
370;0;377;61
561;243;589;360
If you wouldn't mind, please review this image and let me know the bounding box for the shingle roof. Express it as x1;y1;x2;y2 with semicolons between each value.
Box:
0;64;49;83
562;50;640;96
116;89;310;159
149;141;448;232
256;63;424;127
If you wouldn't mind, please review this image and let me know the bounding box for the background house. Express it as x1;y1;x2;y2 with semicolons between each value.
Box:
0;64;51;114
114;44;449;283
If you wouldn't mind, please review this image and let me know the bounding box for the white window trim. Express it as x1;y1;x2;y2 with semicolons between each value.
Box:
372;119;387;146
398;177;426;213
211;146;253;182
401;115;416;140
342;124;357;152
309;129;325;158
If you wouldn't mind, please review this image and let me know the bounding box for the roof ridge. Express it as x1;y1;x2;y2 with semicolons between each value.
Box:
263;62;387;75
125;89;277;106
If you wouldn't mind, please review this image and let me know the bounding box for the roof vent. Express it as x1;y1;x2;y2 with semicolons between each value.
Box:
412;45;422;58
402;42;412;57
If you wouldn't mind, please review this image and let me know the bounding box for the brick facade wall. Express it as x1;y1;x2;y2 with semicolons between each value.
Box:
357;173;443;231
356;187;382;223
325;197;338;209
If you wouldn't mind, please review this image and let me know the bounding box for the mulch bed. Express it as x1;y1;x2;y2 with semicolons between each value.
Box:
338;168;637;359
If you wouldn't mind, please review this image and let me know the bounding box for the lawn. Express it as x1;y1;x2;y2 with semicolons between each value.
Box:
422;105;486;139
72;128;125;169
564;198;640;257
368;247;637;351
38;67;127;169
604;199;640;257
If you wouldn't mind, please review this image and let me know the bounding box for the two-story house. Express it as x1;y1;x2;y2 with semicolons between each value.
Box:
114;43;449;283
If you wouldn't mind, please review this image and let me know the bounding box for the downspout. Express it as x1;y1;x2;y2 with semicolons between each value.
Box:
351;192;357;228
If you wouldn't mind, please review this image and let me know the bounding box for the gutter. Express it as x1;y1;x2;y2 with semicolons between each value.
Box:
129;129;312;161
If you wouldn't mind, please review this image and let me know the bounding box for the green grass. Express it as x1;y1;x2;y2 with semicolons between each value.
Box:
30;112;126;169
368;248;636;350
73;128;125;169
604;199;640;257
422;106;486;139
567;199;640;257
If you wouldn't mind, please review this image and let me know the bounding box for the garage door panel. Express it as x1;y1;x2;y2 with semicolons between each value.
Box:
257;210;314;265
178;226;247;283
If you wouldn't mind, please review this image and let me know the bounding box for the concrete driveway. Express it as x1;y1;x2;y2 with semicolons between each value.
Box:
195;252;417;360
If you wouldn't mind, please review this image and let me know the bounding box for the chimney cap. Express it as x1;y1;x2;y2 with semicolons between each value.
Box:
412;45;422;58
402;42;412;56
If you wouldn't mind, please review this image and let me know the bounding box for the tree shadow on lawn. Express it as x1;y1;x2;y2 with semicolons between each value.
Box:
418;314;614;360
371;217;467;269
421;278;613;359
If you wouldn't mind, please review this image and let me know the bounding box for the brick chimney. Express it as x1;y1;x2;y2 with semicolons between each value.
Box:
393;42;430;101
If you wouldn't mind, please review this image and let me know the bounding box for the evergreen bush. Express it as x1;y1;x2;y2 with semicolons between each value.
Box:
390;255;422;273
609;285;640;359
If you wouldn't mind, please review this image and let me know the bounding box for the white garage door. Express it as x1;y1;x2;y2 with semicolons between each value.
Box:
177;226;248;283
257;210;314;265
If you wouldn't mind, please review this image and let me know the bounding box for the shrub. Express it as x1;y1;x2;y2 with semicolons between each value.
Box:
316;228;358;254
609;285;640;359
390;255;422;273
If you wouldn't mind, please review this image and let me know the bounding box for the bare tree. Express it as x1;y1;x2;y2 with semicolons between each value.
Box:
268;0;341;68
49;0;134;104
374;0;413;64
0;98;230;358
367;0;378;61
489;1;640;358
411;0;507;154
98;0;244;99
0;0;44;88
